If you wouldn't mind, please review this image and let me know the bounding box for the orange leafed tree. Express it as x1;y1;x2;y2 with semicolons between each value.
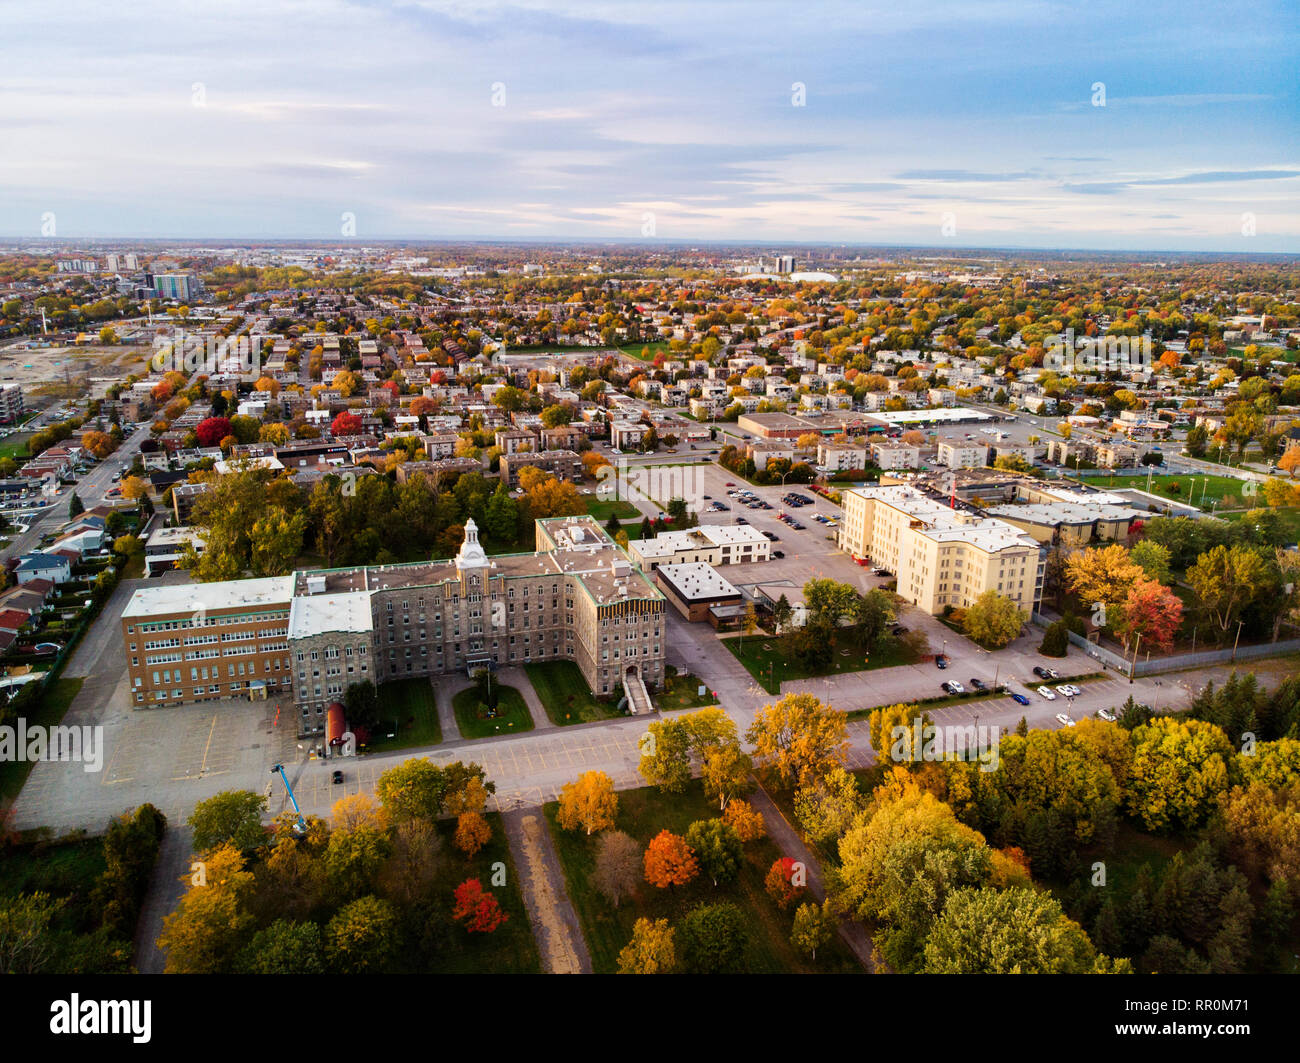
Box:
643;830;698;889
454;811;491;857
556;770;618;836
722;799;766;842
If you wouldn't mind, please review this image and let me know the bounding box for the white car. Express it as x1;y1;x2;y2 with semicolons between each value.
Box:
1037;686;1057;700
1097;708;1117;722
943;681;966;694
1056;684;1080;697
1055;713;1076;727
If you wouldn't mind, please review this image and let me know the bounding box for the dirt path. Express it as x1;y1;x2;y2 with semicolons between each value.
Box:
133;824;193;974
502;806;590;974
749;785;877;972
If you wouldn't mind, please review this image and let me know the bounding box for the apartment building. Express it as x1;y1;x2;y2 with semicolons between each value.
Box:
817;440;870;472
120;517;666;736
0;384;25;424
870;440;921;470
498;449;582;487
837;484;1043;616
936;438;989;469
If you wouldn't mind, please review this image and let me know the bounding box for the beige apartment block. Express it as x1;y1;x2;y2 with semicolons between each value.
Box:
837;484;1043;615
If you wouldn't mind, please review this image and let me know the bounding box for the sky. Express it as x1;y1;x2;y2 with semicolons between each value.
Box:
1;0;1297;251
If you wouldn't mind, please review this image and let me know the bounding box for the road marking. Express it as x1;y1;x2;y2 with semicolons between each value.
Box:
198;715;218;775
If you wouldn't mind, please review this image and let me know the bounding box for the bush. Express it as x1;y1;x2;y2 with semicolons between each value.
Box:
1039;620;1069;658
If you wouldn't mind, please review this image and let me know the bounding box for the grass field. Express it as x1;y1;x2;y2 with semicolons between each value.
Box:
584;498;642;523
1088;472;1255;508
544;780;861;973
654;669;717;711
0;677;85;800
725;631;918;695
422;812;542;974
365;677;442;753
0;432;32;461
524;660;623;725
451;683;534;739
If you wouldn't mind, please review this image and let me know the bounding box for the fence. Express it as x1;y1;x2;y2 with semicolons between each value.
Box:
1031;612;1300;677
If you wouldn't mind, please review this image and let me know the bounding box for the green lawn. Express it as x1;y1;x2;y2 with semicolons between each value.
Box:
584;498;642;523
1089;472;1254;509
544;780;861;974
365;677;442;753
524;660;624;725
419;812;542;974
726;631;918;695
654;669;717;712
0;677;85;801
0;432;32;461
619;340;674;361
451;683;535;739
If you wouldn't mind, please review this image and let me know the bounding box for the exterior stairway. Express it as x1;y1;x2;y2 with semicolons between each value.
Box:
624;672;653;715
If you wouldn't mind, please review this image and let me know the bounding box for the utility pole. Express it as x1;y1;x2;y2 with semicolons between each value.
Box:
1128;631;1142;682
1231;618;1244;662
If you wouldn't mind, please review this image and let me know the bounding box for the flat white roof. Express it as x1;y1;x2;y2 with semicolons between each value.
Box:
288;591;373;639
656;562;741;601
847;484;1040;553
630;524;768;557
867;407;994;425
121;575;295;618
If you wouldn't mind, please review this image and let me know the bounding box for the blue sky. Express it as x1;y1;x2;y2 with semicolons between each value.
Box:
1;0;1296;250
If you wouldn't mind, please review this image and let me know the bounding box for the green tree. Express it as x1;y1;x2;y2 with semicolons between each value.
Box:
683;819;744;886
326;895;399;973
922;887;1106;973
238;920;326;974
1130;540;1173;585
0;892;62;974
962;589;1026;649
790;900;835;961
1186;544;1270;640
376;759;449;822
68;492;84;518
677;902;748;973
188;790;268;853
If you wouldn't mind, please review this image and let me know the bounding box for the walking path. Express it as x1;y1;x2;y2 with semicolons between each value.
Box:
499;666;556;730
749;786;878;973
134;825;193;974
502;806;591;973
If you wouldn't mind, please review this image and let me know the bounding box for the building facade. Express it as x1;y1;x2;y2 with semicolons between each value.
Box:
120;517;666;736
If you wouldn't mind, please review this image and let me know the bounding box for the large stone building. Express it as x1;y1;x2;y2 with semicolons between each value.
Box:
120;516;666;736
837;484;1044;616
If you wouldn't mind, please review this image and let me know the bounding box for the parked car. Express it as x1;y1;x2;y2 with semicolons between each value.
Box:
942;680;966;694
969;678;987;691
1032;666;1050;679
772;550;784;558
936;656;948;669
1037;686;1057;700
1009;692;1031;705
1056;684;1080;698
1097;708;1117;722
1055;713;1076;727
332;770;344;784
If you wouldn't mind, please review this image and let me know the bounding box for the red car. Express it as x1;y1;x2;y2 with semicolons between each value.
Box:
724;481;735;487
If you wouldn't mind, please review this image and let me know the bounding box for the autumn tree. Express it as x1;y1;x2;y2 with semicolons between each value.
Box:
452;878;508;933
722;799;767;842
1115;576;1183;653
331;411;362;436
791;901;834;961
1066;544;1144;621
157;844;256;973
188;790;267;854
700;742;752;811
1186;544;1270;639
326;895;399;973
643;830;699;889
746;693;848;789
765;856;805;909
1128;717;1234;832
794;766;865;844
616;917;675;974
962;589;1026;649
556;770;618;836
592;830;641;908
454;811;492;857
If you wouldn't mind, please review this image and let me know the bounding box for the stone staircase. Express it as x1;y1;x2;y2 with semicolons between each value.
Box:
624;672;653;715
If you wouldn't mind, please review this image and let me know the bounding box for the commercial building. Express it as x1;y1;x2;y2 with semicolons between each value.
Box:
837;484;1043;616
627;523;771;571
119;516;665;735
654;562;743;623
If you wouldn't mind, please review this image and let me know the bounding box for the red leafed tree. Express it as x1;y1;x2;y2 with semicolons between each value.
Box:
1116;576;1183;654
643;830;698;889
764;856;803;909
452;878;508;934
331;411;362;436
195;417;232;447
